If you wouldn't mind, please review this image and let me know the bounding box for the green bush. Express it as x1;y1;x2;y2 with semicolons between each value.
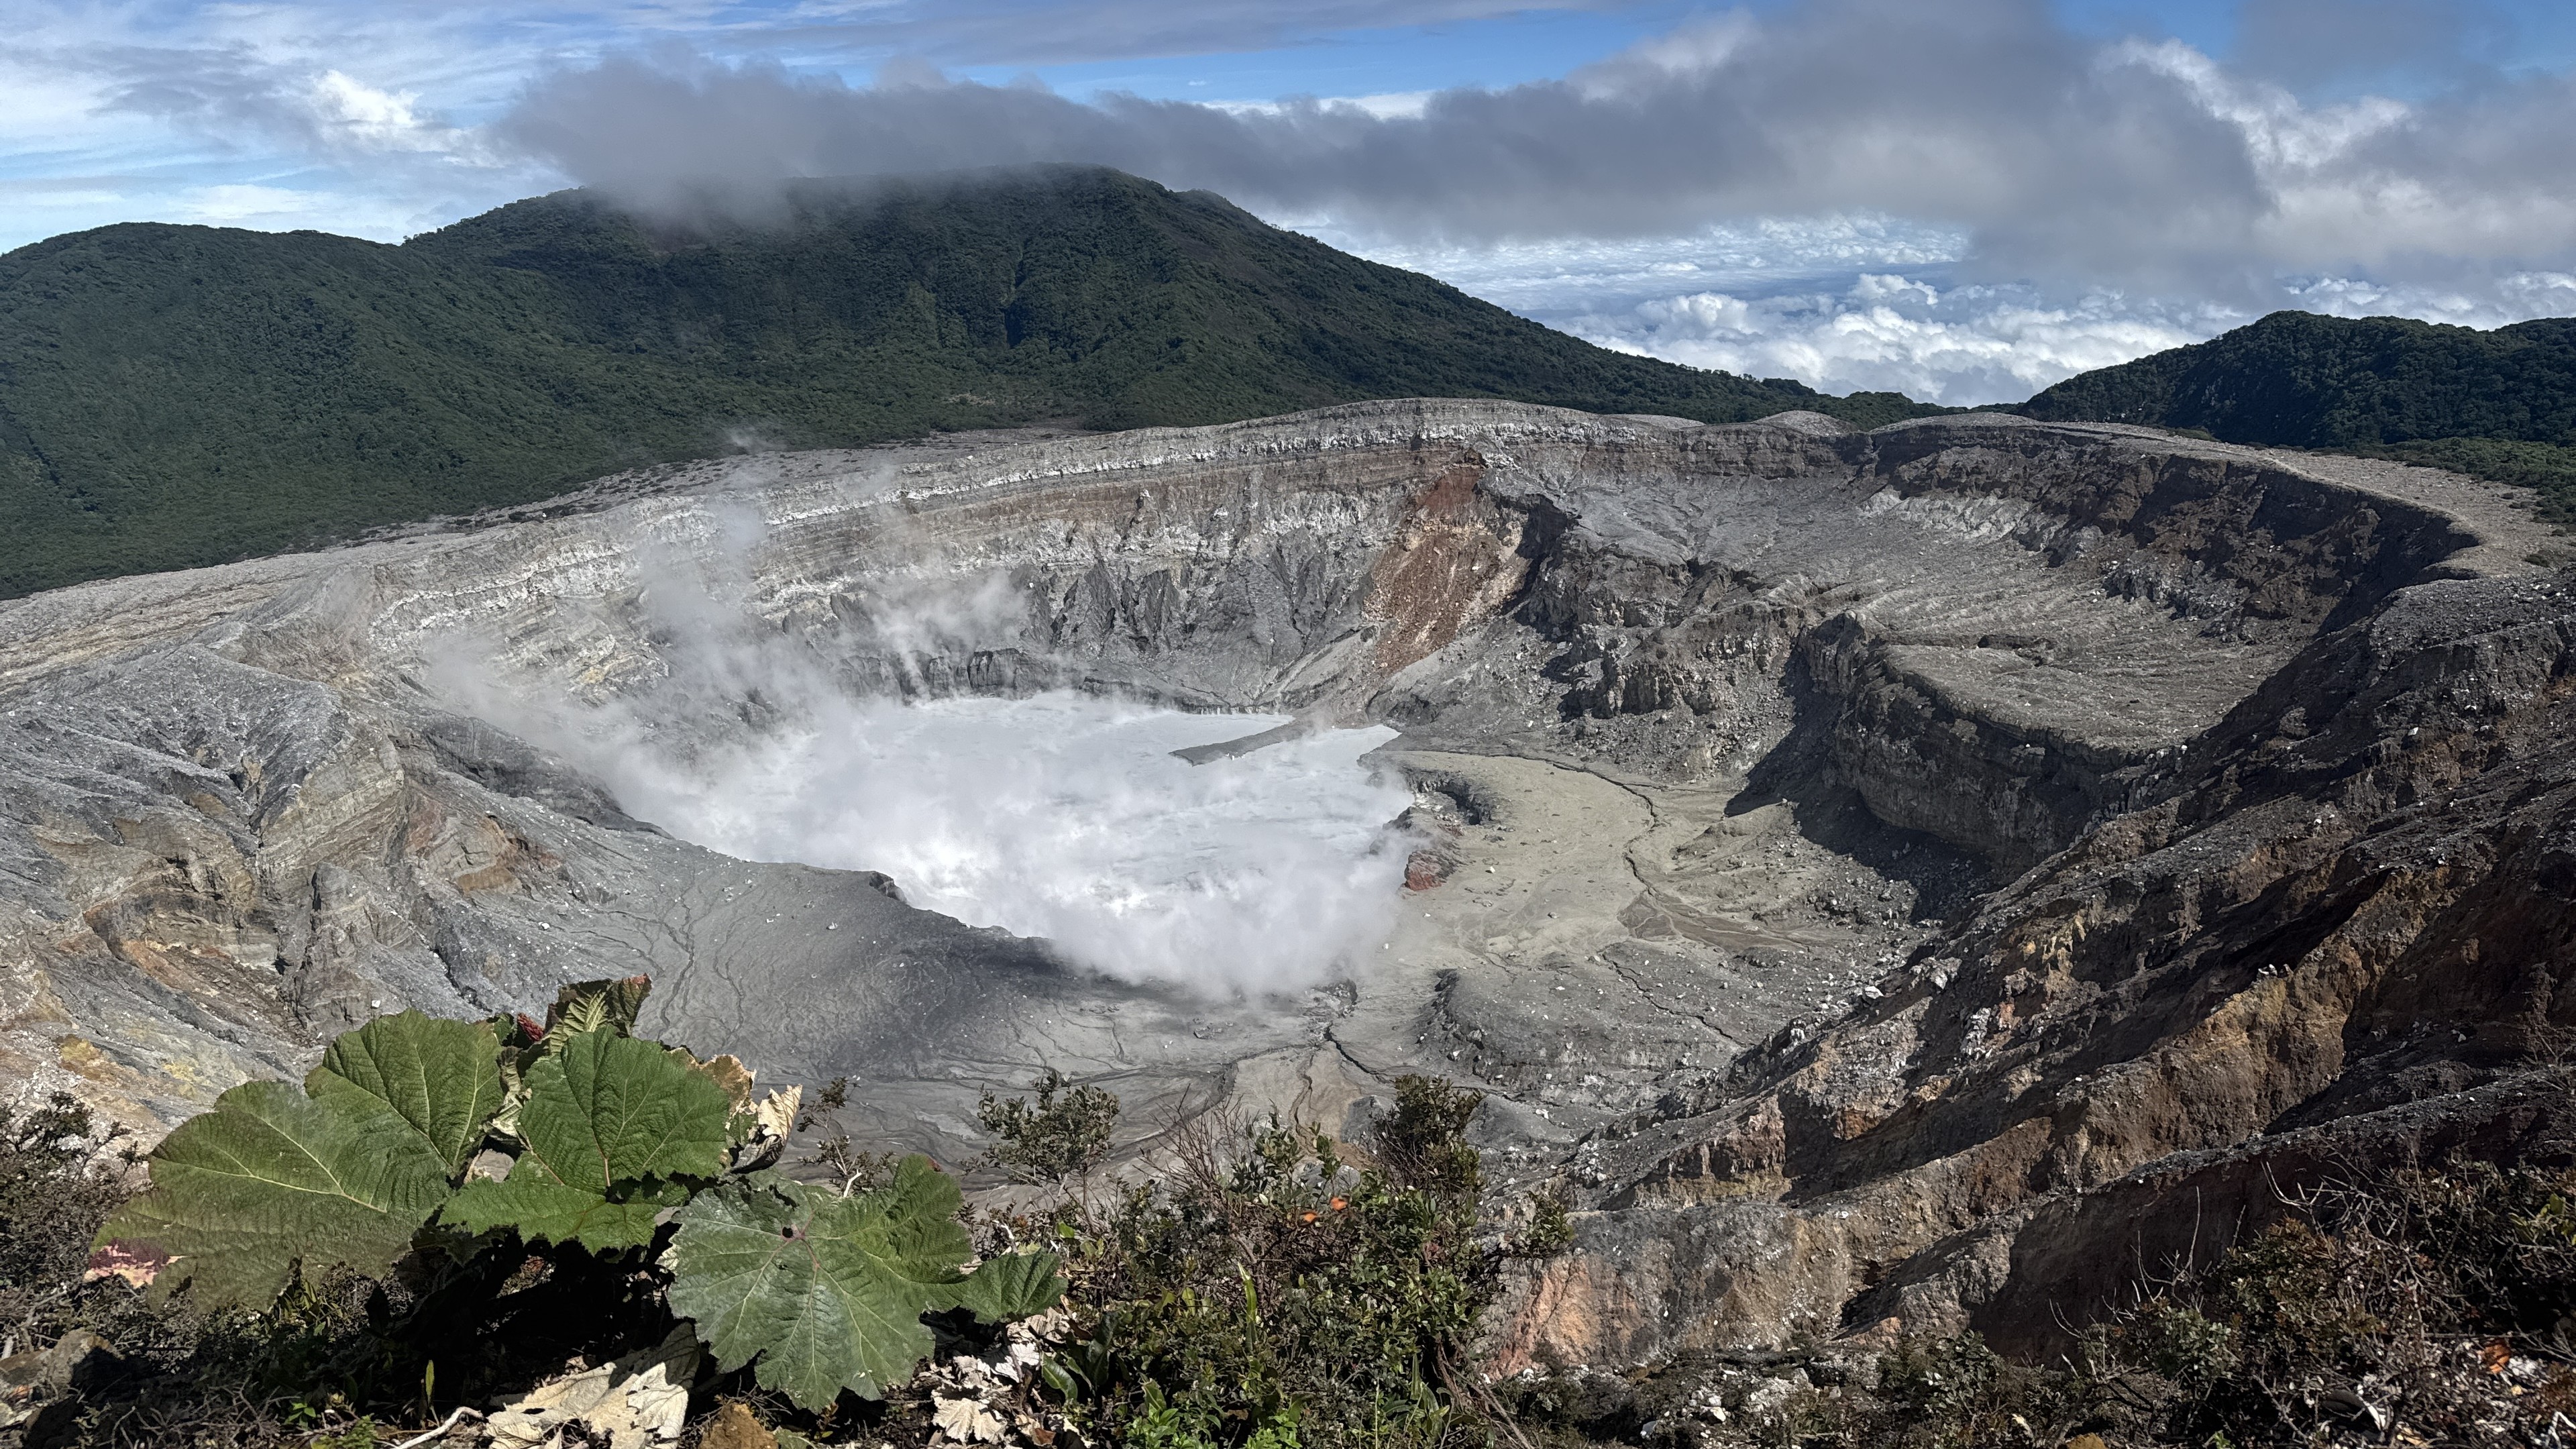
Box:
979;1069;1121;1184
984;1072;1536;1449
0;1053;1554;1447
0;1092;138;1339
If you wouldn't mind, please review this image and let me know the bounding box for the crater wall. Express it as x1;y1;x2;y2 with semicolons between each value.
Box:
0;399;2557;1366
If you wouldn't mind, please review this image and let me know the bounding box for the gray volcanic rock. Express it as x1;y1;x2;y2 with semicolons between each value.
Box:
1493;572;2576;1369
0;399;2559;1360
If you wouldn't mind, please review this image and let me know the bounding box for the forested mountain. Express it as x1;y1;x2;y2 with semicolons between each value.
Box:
2021;309;2576;519
0;166;1934;596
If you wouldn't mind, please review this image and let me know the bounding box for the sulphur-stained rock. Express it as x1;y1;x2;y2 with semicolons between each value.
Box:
0;398;2562;1366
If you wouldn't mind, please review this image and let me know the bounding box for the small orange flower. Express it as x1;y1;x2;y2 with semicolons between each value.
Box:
1301;1212;1319;1223
1330;1197;1348;1211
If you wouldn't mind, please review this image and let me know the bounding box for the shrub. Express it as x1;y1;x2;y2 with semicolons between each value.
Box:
985;1072;1534;1449
0;1092;137;1343
978;1069;1120;1185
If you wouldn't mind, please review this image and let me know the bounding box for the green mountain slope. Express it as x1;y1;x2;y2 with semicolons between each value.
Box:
2020;309;2576;520
0;166;1937;596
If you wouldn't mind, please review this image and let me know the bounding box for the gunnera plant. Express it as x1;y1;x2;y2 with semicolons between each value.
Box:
66;976;1063;1440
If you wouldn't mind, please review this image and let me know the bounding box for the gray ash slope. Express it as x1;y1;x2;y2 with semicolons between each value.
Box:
1;399;2563;1359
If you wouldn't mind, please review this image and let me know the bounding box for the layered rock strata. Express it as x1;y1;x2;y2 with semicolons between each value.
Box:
1505;568;2576;1365
0;399;2557;1364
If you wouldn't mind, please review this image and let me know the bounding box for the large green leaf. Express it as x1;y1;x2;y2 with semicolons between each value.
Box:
544;975;652;1041
444;1176;693;1253
310;1011;504;1177
521;1028;732;1186
444;1028;729;1251
664;1157;1059;1410
95;1079;454;1307
945;1250;1068;1324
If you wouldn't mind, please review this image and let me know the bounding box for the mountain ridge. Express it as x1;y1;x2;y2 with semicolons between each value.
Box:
2020;308;2576;521
0;166;1941;598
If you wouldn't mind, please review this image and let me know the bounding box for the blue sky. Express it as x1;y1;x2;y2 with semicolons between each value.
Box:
9;0;2576;402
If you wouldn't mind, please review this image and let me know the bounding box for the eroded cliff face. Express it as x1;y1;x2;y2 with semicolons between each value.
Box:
0;399;2559;1367
1492;575;2576;1370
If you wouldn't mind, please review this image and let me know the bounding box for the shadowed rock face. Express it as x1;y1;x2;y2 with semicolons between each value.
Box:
1;399;2560;1362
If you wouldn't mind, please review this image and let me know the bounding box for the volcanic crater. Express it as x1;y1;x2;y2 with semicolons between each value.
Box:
7;398;2571;1360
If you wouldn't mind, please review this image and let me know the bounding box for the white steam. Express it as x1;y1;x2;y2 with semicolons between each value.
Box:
606;693;1411;995
429;537;1415;998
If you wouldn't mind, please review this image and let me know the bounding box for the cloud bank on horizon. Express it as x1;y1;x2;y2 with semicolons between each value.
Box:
9;0;2576;402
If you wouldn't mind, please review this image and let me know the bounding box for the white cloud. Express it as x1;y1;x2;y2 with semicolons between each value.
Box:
2094;36;2576;275
1555;276;2235;405
172;183;334;223
164;182;439;235
308;70;488;158
1205;90;1432;120
1423;256;2576;407
1568;10;1760;99
0;59;120;144
1320;214;1970;309
494;1;2576;310
9;0;2576;403
2119;39;2412;172
1330;217;2200;405
2286;270;2576;325
1344;217;2576;407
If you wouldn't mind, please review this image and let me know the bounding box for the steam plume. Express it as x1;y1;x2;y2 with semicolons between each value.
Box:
427;515;1414;998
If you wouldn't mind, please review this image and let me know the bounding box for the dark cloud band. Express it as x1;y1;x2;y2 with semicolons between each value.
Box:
497;0;2576;297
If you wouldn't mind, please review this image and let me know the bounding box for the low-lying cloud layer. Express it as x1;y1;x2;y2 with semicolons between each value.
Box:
1324;219;2251;404
1378;235;2576;405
